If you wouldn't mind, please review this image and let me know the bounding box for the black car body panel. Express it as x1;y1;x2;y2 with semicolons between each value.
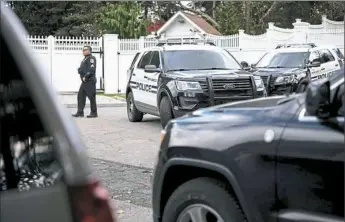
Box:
152;89;344;222
253;67;307;96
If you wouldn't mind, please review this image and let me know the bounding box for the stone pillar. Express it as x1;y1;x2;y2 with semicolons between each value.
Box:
103;34;119;94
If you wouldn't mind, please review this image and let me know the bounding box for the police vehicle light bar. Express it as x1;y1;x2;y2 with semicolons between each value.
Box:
156;38;216;46
275;43;316;49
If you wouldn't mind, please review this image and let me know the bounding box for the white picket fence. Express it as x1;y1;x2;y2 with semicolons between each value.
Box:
27;16;344;94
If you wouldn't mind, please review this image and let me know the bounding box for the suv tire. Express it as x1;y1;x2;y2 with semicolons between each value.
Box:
127;92;143;122
297;81;308;93
159;96;173;128
162;177;246;222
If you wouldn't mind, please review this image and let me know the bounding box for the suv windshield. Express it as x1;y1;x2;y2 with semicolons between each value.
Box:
164;49;242;71
256;51;310;68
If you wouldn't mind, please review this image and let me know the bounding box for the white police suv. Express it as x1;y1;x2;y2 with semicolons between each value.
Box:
249;43;343;96
125;39;267;127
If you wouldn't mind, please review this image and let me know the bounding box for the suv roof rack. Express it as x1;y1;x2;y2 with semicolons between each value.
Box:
156;38;216;46
275;43;317;49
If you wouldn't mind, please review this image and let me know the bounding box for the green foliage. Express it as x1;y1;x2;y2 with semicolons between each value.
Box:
215;2;244;35
57;2;103;37
9;1;345;37
96;2;149;38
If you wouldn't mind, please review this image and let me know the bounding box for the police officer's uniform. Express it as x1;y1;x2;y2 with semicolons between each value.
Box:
73;50;98;118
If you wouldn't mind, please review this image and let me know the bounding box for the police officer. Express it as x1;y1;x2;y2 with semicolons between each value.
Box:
72;46;98;118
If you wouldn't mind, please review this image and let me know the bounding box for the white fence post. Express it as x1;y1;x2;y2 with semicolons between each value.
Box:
47;35;54;85
292;19;310;43
238;29;244;50
266;22;274;50
139;36;145;51
103;34;119;94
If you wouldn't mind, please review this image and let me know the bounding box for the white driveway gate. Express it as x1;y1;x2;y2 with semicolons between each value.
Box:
27;36;104;92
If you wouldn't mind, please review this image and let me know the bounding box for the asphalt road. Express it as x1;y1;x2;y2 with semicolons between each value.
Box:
70;107;162;222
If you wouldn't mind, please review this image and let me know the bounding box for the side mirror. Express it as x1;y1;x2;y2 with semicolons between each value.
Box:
144;65;160;73
250;63;256;68
305;79;331;119
308;59;321;68
240;61;251;71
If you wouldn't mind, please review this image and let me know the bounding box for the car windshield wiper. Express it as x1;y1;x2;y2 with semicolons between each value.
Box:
194;68;234;70
166;69;194;72
266;66;287;68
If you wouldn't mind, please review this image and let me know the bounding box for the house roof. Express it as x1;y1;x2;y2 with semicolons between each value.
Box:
182;12;221;35
156;11;221;36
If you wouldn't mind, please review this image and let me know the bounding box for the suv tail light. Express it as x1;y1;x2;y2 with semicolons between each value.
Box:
69;177;116;222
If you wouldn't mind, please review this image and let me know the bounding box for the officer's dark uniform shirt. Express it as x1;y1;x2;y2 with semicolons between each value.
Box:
78;55;96;81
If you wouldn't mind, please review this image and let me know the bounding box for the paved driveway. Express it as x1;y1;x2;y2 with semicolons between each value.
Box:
70;107;162;222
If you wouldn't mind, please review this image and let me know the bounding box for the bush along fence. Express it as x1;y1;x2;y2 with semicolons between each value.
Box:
26;16;344;94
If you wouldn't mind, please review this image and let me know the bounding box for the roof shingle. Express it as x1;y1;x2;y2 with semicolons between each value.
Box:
182;12;221;36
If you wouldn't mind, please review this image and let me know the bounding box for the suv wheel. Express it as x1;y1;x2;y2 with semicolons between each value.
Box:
159;96;173;128
127;92;143;122
162;177;246;222
297;82;308;93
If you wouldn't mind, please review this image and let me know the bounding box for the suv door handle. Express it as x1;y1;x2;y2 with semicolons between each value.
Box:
144;76;148;79
335;64;339;67
132;73;136;76
321;68;325;70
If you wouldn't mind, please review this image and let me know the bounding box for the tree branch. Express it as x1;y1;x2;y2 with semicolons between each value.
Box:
259;1;281;25
176;2;220;28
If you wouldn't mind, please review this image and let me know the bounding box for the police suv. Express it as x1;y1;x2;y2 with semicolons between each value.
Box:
125;39;266;127
248;43;343;96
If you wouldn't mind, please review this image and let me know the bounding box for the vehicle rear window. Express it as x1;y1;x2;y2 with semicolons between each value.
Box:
163;49;241;71
256;51;310;68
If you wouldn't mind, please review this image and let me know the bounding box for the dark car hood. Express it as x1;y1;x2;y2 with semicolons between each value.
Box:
173;94;303;126
253;67;305;77
168;69;252;80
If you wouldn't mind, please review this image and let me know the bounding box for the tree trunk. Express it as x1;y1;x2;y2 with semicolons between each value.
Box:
212;1;216;18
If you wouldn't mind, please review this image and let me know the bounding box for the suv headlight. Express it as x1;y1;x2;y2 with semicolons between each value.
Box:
175;80;202;91
275;74;296;84
254;76;265;91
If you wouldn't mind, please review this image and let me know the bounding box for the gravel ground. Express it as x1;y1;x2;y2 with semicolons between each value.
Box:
70;107;162;222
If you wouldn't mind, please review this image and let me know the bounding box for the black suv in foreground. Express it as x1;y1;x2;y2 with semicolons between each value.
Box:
126;40;266;127
152;68;344;222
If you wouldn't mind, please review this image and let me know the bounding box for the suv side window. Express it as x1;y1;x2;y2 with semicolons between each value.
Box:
137;51;152;69
333;48;344;59
1;36;63;192
309;50;321;63
319;49;335;63
150;51;161;68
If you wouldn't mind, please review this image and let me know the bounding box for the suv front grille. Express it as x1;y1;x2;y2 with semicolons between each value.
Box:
198;81;208;92
212;78;253;99
261;75;277;88
198;78;254;104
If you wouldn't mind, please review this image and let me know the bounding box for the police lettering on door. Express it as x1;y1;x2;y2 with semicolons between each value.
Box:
136;82;152;92
317;71;334;80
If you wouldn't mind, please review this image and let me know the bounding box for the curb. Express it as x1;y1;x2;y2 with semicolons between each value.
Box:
64;103;126;108
112;96;126;102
